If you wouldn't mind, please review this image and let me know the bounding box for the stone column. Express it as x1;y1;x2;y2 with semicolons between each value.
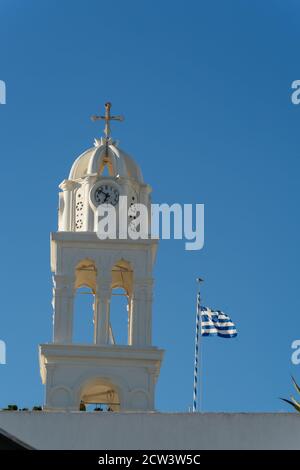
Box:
52;274;75;344
94;278;112;345
59;180;77;231
131;278;153;347
139;184;151;236
85;175;97;232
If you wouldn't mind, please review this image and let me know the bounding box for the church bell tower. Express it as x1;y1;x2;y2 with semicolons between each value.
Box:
39;103;164;412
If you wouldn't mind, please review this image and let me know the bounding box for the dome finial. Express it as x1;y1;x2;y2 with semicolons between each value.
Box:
91;102;124;139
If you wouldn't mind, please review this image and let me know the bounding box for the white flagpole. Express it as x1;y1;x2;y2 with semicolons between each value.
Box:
193;278;203;412
198;288;203;413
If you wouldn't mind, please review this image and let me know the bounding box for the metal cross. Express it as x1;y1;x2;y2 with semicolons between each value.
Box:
91;102;124;138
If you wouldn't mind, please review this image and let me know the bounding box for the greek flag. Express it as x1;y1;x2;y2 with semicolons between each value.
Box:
200;306;237;338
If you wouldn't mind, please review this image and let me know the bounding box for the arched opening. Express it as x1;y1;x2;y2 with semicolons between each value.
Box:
99;163;110;176
79;378;120;412
110;260;133;345
73;259;97;344
109;287;129;345
99;151;115;176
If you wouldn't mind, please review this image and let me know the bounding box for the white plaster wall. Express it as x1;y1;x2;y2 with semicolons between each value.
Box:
0;412;299;450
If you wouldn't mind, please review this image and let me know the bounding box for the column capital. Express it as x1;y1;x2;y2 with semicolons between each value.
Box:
133;278;154;301
59;179;79;192
134;278;154;288
97;271;112;293
96;280;111;298
52;274;75;294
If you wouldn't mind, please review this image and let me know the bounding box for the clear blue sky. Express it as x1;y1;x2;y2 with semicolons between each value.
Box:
0;0;300;412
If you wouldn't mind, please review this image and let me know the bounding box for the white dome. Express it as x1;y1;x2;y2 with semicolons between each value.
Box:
69;138;143;183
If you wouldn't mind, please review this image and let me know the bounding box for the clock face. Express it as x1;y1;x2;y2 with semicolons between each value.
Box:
93;184;120;206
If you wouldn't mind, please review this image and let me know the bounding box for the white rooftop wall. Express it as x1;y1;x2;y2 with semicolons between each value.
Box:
0;412;299;450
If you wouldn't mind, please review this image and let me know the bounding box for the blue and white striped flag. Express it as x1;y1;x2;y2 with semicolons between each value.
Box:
200;306;237;338
192;293;237;412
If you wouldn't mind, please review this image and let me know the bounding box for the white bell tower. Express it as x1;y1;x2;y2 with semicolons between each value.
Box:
39;103;164;412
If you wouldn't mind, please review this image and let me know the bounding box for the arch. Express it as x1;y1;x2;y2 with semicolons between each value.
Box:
69;141;144;182
72;259;98;343
75;258;97;292
88;145;128;179
98;148;115;177
76;375;126;412
109;287;128;345
49;386;73;409
111;258;133;295
99;162;112;176
108;250;149;280
109;259;133;345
